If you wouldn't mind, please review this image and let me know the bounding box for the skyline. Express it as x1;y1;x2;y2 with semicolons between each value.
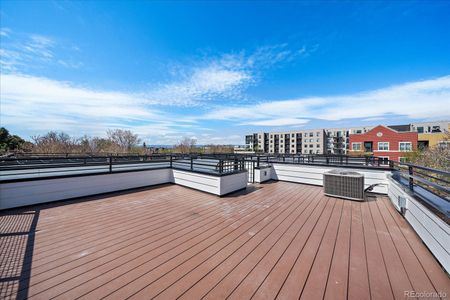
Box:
1;1;450;145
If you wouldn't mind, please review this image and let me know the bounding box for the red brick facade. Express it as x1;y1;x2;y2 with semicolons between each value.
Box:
349;125;418;161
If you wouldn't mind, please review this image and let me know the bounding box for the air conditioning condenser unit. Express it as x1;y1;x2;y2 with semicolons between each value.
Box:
323;170;365;201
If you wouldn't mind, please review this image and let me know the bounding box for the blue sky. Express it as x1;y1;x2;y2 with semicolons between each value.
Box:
1;1;450;145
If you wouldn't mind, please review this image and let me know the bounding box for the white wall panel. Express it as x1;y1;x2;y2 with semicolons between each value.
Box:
387;177;450;273
271;164;390;194
0;169;172;210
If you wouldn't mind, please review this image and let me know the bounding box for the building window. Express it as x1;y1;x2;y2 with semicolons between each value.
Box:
291;134;295;138
417;127;424;133
316;132;320;137
304;133;307;137
378;142;389;151
316;144;320;148
352;143;362;151
316;138;320;142
309;133;313;137
399;142;412;151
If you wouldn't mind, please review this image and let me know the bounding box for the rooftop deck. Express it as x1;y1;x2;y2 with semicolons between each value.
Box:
1;182;448;300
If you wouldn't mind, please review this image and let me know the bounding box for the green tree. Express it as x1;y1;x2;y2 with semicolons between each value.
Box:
0;127;28;153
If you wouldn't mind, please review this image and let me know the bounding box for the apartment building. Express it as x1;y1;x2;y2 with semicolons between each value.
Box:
246;126;372;155
349;125;418;162
245;120;449;155
265;130;325;154
325;126;374;154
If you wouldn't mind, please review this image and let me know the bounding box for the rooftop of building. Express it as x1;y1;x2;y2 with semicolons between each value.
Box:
1;181;449;300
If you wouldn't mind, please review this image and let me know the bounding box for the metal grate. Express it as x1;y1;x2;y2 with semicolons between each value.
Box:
323;170;364;201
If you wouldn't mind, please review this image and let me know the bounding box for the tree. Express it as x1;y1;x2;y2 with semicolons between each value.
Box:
202;144;234;154
0;127;29;153
406;132;450;171
31;131;77;153
174;137;197;154
106;129;141;152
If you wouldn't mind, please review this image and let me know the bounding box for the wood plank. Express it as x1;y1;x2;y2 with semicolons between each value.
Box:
159;187;321;300
380;197;450;296
360;199;394;300
323;200;352;300
152;187;320;300
347;201;370;300
374;197;438;295
47;182;300;299
368;199;414;299
274;197;338;299
2;182;450;300
106;184;310;300
249;196;331;300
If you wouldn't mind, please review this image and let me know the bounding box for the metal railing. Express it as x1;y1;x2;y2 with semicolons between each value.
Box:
1;153;448;221
0;154;247;182
243;153;390;169
391;161;449;222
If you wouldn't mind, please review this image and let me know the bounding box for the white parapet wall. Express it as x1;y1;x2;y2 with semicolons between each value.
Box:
172;169;248;196
0;168;173;210
254;166;272;183
387;176;450;273
220;171;248;196
270;163;390;194
0;168;249;209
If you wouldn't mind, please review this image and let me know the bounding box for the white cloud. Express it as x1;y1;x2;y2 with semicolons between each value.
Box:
144;43;315;106
146;64;252;106
0;29;82;71
0;28;11;37
204;75;450;125
0;74;165;136
240;118;309;126
0;73;233;144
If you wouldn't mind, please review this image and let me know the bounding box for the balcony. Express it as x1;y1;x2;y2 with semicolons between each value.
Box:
1;154;449;299
2;181;450;299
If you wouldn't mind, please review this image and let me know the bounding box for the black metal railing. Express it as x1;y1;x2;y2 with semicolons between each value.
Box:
391;161;449;223
0;154;247;182
2;153;449;221
242;153;390;169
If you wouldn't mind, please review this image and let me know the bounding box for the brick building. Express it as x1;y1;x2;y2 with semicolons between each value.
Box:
348;125;418;162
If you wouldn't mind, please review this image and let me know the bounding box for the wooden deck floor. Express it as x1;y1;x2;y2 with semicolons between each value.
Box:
1;182;449;300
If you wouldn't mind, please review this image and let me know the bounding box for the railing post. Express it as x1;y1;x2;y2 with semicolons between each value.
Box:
326;157;329;165
109;156;112;173
219;160;223;173
409;166;414;191
234;158;238;171
257;156;260;168
389;160;394;169
170;155;173;168
365;156;369;166
190;156;194;171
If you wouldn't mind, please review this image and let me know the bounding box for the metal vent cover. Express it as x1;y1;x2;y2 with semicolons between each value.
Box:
323;169;365;201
